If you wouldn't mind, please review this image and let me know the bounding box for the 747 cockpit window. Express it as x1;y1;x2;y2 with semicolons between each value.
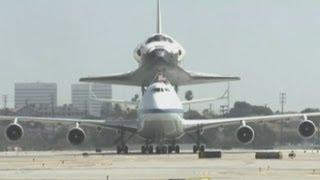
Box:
151;87;170;93
152;88;161;92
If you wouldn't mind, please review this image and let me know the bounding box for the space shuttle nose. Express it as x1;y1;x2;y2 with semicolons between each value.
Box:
147;48;168;58
155;49;166;57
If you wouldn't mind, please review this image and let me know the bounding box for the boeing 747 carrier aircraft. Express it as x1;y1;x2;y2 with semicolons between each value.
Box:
80;0;240;92
0;1;319;154
1;75;319;154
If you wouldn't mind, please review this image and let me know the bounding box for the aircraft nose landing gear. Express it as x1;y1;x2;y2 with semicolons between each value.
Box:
117;145;129;154
193;145;205;153
168;145;180;154
154;145;180;154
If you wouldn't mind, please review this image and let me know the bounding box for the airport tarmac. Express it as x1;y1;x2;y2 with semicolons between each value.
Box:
0;150;319;180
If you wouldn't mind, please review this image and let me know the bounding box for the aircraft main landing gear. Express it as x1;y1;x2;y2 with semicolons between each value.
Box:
190;127;206;153
156;146;168;154
168;145;180;154
193;145;205;153
115;128;132;154
117;145;129;154
141;145;154;154
154;145;180;154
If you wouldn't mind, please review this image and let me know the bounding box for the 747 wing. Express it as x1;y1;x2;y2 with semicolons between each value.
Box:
0;116;138;145
183;112;320;143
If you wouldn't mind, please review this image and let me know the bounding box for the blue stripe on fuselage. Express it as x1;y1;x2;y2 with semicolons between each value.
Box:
141;108;184;114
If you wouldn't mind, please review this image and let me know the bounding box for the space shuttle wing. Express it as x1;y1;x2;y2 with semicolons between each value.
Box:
178;70;240;86
80;65;240;87
80;70;142;86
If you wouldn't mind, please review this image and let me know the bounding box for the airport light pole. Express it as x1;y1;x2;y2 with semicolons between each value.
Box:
220;105;229;117
279;92;286;146
220;82;231;116
280;92;286;114
318;120;320;146
226;82;230;112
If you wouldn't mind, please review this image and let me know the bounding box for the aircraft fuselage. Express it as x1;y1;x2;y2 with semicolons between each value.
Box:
136;81;185;143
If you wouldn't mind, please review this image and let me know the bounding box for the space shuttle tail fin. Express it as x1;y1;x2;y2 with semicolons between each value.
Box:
157;0;162;34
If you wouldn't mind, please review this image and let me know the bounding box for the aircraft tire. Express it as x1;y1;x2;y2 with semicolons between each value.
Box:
156;146;161;154
148;145;154;154
200;145;205;153
168;146;173;154
175;145;180;154
162;146;168;154
141;146;146;154
193;145;198;153
124;146;129;154
116;146;121;154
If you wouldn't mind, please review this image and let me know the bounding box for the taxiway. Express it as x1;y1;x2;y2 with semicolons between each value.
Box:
0;150;319;180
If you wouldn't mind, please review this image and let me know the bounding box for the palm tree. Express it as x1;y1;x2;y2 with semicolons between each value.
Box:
185;90;193;111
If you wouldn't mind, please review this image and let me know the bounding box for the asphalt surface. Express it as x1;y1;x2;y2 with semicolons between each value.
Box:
0;150;319;180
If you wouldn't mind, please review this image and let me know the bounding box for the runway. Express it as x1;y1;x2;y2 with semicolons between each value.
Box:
0;150;320;180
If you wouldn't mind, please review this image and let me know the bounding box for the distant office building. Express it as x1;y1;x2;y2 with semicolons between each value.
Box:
15;82;57;110
71;83;112;117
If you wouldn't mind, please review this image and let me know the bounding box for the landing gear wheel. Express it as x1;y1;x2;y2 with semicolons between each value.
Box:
200;145;205;153
123;146;129;154
148;145;154;154
141;146;146;154
168;146;173;154
116;145;129;154
156;146;161;154
193;145;205;153
193;145;198;153
175;145;180;154
162;146;168;154
95;148;102;153
156;146;168;154
116;146;121;154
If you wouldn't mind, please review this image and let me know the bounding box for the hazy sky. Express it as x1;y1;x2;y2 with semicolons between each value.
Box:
0;0;319;111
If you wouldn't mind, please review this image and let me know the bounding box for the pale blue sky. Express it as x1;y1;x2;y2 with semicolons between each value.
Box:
0;0;319;111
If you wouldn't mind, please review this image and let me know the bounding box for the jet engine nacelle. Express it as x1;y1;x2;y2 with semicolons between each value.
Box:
298;120;316;139
67;127;86;145
236;125;255;144
5;123;24;141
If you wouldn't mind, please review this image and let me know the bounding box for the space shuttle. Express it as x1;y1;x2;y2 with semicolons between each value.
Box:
80;0;240;92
